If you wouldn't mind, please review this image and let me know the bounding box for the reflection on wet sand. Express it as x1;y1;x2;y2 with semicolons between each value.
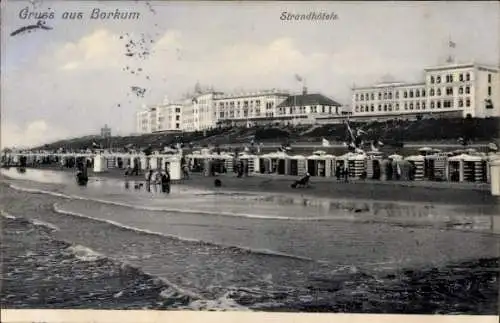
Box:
1;167;499;234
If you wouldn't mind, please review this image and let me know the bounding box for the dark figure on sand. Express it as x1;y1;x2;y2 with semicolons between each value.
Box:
214;179;222;187
182;164;190;179
145;169;154;192
76;171;88;186
161;171;171;194
291;173;310;188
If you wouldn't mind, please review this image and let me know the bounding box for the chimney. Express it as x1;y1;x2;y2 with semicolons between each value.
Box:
302;86;307;95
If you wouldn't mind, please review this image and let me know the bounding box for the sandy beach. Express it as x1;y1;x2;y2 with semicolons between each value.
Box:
1;166;499;313
28;165;498;206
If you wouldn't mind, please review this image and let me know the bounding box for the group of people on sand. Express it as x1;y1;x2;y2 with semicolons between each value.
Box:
144;169;171;193
124;168;172;193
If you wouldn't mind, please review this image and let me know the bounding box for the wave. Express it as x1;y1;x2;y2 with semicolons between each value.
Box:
65;244;104;262
8;183;338;222
1;209;59;231
52;203;316;263
10;183;493;236
0;209;17;219
31;219;60;231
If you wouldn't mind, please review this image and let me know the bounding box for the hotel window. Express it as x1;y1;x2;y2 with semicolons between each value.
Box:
395;103;400;111
416;102;420;110
404;103;408;110
465;86;470;94
459;73;464;82
371;105;374;112
383;93;387;100
436;76;441;83
437;88;441;96
431;101;435;109
409;103;414;110
488;74;492;83
378;105;382;111
388;104;393;111
422;89;426;96
459;99;464;107
409;90;414;98
404;91;408;98
360;106;364;112
488;86;492;96
383;105;387;111
422;102;426;109
437;101;441;109
466;99;471;107
378;93;382;100
388;92;393;99
371;93;375;100
415;90;420;97
446;87;453;95
360;94;364;100
430;89;435;96
465;73;470;81
449;75;454;83
459;87;463;95
430;76;435;83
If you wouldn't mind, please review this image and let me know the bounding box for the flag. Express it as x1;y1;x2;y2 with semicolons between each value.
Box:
345;120;355;142
322;138;330;147
449;40;456;48
294;74;303;82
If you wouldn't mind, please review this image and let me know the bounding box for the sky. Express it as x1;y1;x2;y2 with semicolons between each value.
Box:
1;0;499;148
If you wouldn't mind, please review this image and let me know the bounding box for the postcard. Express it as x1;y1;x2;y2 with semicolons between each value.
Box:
1;1;499;322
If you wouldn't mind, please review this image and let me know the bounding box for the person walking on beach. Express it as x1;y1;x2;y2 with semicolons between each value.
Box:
161;170;171;194
182;163;190;180
145;169;154;192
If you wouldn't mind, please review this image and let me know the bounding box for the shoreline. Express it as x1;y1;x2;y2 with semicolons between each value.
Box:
6;165;499;206
1;188;499;313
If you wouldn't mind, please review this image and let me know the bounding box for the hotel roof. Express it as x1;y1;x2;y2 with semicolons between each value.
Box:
277;93;342;107
424;62;499;72
353;82;425;91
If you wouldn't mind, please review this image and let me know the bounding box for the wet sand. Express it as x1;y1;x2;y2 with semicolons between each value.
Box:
32;165;498;206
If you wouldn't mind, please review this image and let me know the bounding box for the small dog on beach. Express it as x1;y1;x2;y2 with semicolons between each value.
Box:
214;179;222;187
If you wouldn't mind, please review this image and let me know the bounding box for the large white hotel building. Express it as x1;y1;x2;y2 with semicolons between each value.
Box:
351;62;499;120
136;88;344;133
136;61;499;134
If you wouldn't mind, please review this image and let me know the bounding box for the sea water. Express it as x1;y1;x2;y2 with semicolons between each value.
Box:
1;168;498;313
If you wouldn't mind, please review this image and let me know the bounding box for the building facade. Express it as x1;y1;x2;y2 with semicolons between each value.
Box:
157;103;182;132
136;88;345;133
180;92;222;132
214;90;290;127
352;62;499;119
135;108;151;134
275;89;343;125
